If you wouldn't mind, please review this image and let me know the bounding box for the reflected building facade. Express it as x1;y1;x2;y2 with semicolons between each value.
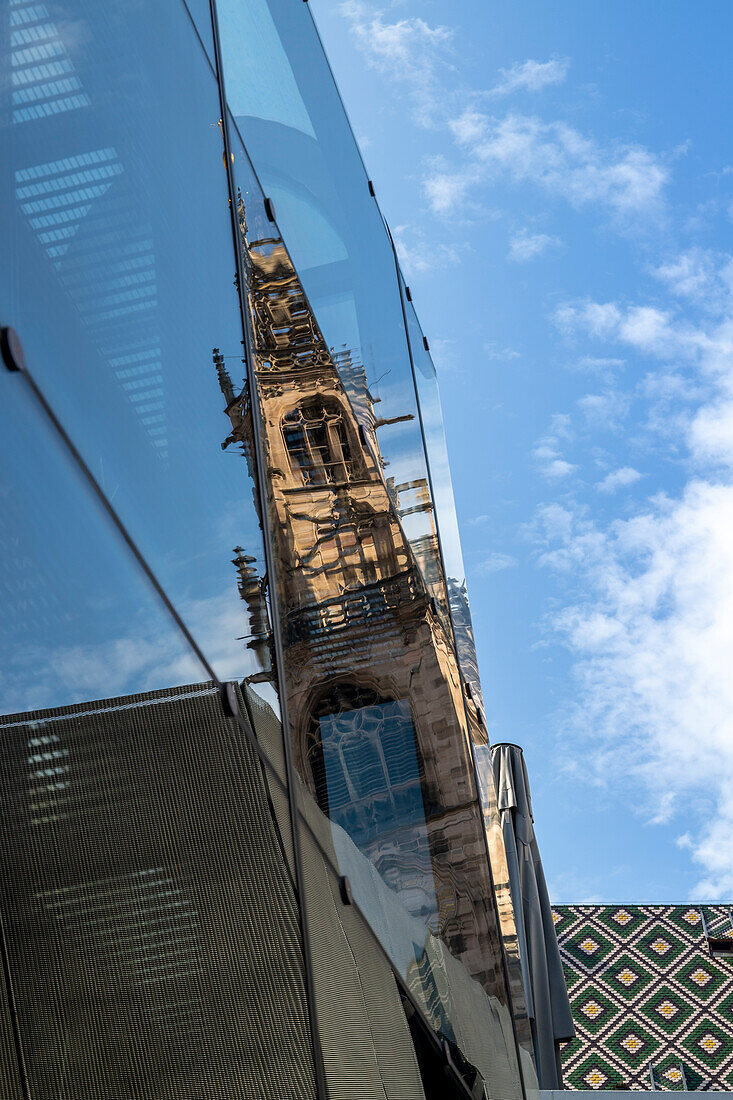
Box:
0;1;553;1098
222;206;504;986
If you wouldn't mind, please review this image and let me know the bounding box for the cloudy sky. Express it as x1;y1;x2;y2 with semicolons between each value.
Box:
308;0;733;903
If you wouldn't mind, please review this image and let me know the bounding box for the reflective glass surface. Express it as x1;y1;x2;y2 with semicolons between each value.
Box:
226;123;524;1095
0;374;203;716
182;0;216;62
399;276;483;705
217;0;451;632
1;0;274;693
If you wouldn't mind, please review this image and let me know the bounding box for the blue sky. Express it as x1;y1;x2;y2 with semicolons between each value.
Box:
308;0;733;903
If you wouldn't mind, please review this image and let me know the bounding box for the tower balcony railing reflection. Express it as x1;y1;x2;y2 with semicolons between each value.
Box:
285;570;425;646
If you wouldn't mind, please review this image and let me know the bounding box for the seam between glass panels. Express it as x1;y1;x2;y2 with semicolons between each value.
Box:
10;365;219;683
205;3;329;1098
178;0;218;77
389;235;531;1100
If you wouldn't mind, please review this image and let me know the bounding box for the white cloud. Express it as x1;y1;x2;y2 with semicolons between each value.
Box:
555;300;623;338
508;229;561;262
572;355;626;375
545;458;578;479
577;390;629;428
689;395;733;468
339;1;452;125
393;223;463;274
484;342;521;361
449;108;486;145
490;57;570;97
655;248;720;302
422;159;478;214
437;111;669;223
533;416;577;480
476;552;518;575
541;251;733;898
596;466;642;493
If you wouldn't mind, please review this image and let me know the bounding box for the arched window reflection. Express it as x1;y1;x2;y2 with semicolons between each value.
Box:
307;685;423;834
306;683;438;924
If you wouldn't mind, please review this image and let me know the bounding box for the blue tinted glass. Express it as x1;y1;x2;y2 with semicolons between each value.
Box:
0;376;204;716
1;0;277;695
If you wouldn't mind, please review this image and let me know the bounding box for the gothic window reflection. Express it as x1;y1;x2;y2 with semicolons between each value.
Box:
307;684;426;847
283;399;354;485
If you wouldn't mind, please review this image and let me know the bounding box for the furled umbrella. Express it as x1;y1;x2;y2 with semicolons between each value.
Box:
491;743;575;1090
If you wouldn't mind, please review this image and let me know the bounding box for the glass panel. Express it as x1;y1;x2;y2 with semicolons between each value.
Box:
227;128;525;1096
1;0;274;695
398;275;484;707
217;0;451;633
0;378;203;716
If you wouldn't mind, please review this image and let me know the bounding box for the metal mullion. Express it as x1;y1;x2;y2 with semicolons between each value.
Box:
204;3;329;1098
388;234;531;1100
0;914;32;1100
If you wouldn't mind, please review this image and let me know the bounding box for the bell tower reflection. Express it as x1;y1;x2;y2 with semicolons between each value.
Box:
217;194;504;988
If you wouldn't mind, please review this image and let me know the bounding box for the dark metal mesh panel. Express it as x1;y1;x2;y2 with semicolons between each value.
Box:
0;681;316;1099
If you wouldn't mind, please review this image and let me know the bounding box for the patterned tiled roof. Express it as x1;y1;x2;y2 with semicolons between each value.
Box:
554;905;733;1091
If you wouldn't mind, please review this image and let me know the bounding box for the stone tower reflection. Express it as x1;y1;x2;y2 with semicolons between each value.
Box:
217;193;520;1016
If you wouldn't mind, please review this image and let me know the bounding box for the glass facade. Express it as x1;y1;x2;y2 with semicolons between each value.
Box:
0;1;538;1098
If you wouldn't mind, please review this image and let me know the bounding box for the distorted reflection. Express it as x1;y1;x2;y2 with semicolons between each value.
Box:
217;191;523;1085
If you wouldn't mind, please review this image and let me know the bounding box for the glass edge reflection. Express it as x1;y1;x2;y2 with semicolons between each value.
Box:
205;4;329;1096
